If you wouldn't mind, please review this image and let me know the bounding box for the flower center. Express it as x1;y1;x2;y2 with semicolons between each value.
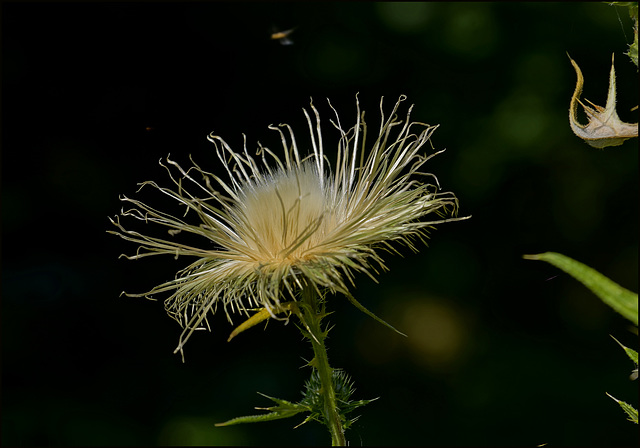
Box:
238;164;333;263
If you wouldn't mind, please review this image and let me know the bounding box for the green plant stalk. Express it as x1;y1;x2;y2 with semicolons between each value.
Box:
298;286;346;446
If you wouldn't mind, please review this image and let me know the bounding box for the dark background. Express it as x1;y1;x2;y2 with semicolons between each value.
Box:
2;2;638;446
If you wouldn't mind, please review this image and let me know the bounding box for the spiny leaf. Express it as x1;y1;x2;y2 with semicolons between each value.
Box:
215;411;302;427
568;53;638;148
523;252;638;325
611;335;639;365
215;393;311;427
606;393;639;424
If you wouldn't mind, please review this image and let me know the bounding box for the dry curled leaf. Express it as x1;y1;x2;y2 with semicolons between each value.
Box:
568;53;638;148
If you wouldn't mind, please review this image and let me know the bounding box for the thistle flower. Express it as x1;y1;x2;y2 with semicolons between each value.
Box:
109;95;464;358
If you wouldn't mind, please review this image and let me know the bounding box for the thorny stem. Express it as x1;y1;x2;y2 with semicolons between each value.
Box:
298;285;346;446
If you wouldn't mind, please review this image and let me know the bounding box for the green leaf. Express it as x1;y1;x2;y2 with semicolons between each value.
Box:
611;335;639;365
606;393;639;424
215;393;311;427
523;252;638;325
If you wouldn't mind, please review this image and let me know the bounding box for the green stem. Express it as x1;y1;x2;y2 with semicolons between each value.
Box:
298;286;346;446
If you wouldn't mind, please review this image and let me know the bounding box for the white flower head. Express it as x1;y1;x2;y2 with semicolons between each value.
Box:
109;95;466;358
